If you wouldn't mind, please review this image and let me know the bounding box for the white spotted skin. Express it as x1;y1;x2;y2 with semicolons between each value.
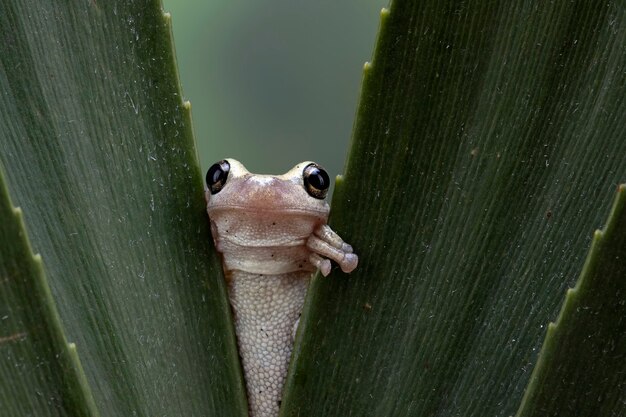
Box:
227;271;309;416
206;159;358;417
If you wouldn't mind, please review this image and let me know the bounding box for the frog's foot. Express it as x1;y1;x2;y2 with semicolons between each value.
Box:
306;225;358;276
309;253;332;276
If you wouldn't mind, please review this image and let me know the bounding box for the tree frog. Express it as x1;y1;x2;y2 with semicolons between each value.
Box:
205;159;358;417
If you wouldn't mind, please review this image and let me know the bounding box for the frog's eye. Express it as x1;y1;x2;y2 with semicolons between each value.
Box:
206;160;231;194
303;163;330;199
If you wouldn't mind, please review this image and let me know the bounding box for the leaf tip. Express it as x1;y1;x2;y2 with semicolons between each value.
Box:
380;7;390;18
184;100;192;110
363;61;372;71
332;175;345;203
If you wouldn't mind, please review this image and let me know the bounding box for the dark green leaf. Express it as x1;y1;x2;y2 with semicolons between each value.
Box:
516;184;626;417
0;170;99;417
0;1;246;415
282;1;625;416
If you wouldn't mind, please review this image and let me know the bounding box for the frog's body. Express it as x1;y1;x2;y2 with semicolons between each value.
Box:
205;159;357;417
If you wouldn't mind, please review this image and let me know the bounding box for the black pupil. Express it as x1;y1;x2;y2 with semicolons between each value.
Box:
206;160;230;194
208;165;224;185
308;167;329;190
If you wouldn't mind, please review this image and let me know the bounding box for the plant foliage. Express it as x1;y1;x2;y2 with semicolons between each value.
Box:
0;1;246;416
282;1;625;416
0;1;624;416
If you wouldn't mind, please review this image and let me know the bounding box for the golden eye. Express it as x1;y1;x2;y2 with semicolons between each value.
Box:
302;163;330;199
206;160;230;194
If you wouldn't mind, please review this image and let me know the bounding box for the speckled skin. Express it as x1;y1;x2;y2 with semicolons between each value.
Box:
206;159;357;417
227;271;309;416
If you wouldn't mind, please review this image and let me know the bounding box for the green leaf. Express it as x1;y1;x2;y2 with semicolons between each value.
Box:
2;0;625;416
282;1;625;416
516;184;626;417
0;170;99;417
0;1;246;416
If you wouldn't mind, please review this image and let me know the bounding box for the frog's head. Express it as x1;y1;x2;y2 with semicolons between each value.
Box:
204;159;357;276
204;158;331;220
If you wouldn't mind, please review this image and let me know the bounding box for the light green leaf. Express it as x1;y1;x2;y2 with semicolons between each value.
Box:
0;1;246;416
282;1;625;416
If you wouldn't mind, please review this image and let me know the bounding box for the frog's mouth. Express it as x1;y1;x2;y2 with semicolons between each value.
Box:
207;204;329;220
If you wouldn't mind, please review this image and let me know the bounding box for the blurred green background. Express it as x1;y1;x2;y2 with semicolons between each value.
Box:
162;0;385;178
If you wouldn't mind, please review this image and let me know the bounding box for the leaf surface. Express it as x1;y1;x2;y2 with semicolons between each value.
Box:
0;170;99;417
516;184;626;417
282;1;626;416
0;1;246;416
